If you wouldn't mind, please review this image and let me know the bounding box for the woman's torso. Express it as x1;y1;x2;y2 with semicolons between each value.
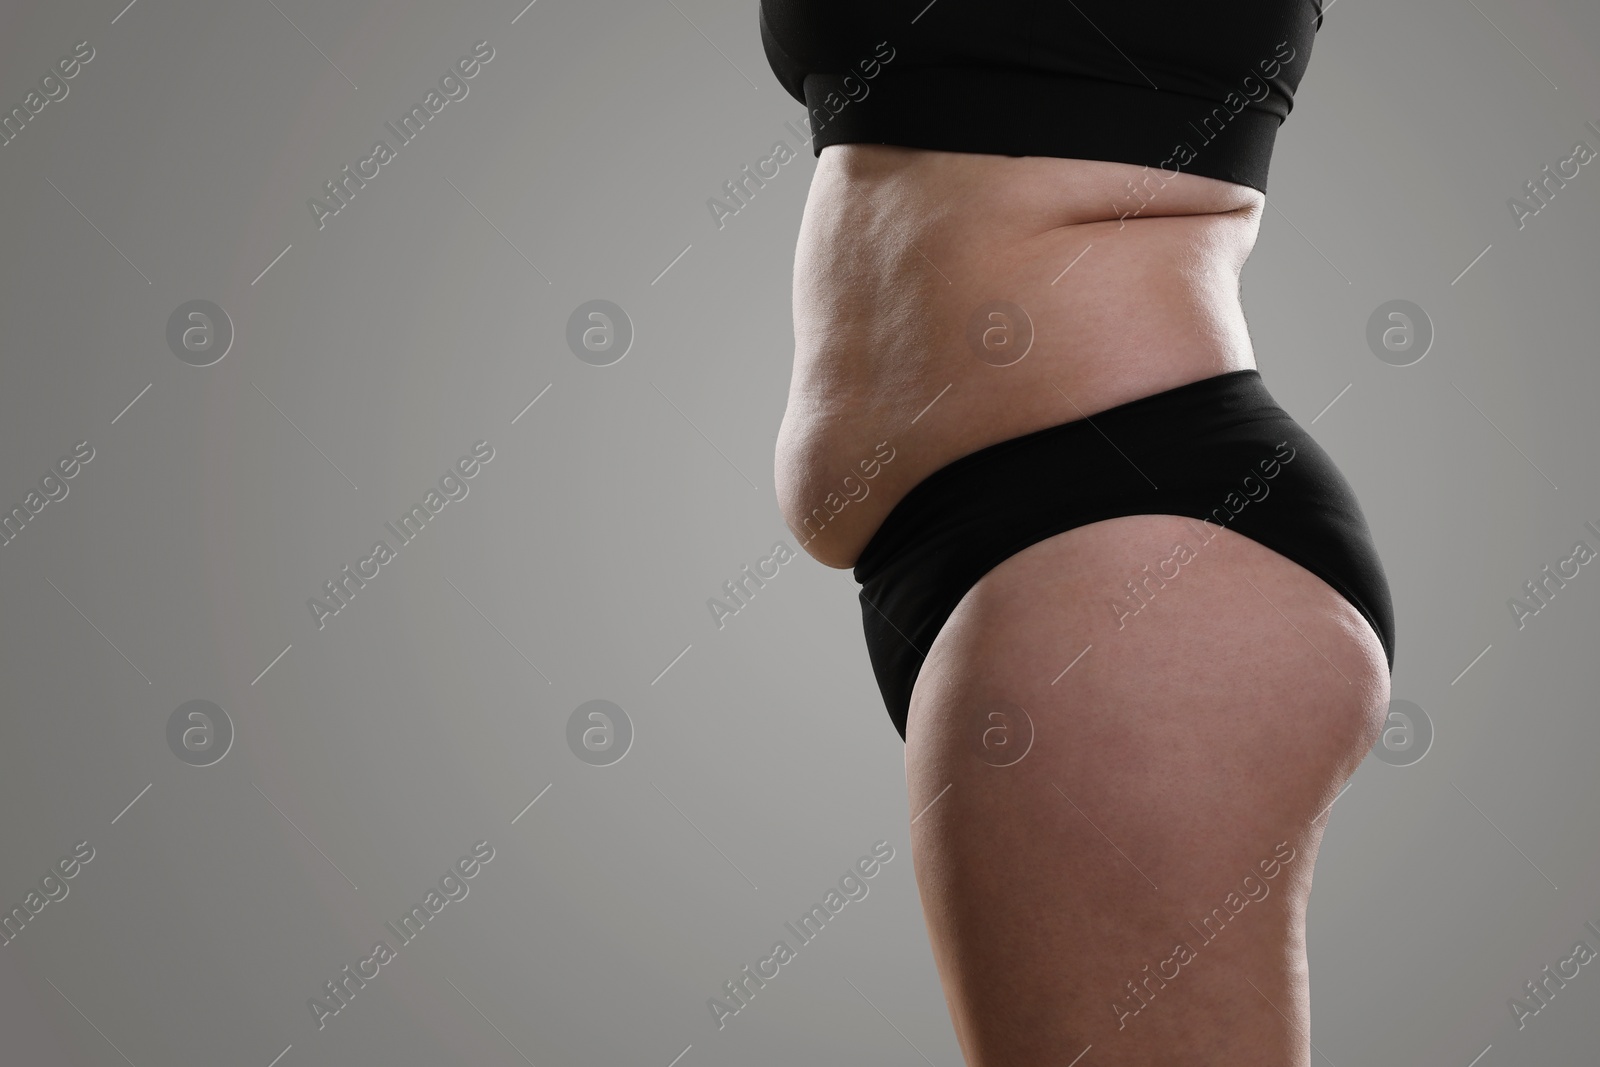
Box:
776;145;1267;568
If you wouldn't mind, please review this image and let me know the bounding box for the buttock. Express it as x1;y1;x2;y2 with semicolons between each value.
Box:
851;368;1396;742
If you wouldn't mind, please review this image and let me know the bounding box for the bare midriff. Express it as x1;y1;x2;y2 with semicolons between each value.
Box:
775;143;1268;569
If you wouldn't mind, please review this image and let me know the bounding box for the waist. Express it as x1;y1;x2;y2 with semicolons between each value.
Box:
776;145;1267;569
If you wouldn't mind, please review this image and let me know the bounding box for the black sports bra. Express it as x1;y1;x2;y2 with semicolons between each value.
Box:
758;0;1323;192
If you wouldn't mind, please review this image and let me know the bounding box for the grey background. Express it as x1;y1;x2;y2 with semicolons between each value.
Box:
0;0;1596;1064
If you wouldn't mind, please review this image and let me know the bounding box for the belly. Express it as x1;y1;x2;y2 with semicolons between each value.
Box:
776;144;1267;569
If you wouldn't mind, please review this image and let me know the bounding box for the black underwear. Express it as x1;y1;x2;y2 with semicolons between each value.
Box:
852;369;1396;742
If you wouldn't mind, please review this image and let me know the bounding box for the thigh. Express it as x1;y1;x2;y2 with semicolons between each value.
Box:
903;513;1389;1067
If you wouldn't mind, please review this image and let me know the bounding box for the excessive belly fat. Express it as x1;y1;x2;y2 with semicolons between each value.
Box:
776;147;1265;569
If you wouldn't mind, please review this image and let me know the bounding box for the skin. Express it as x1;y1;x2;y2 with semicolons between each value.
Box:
776;145;1390;1065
